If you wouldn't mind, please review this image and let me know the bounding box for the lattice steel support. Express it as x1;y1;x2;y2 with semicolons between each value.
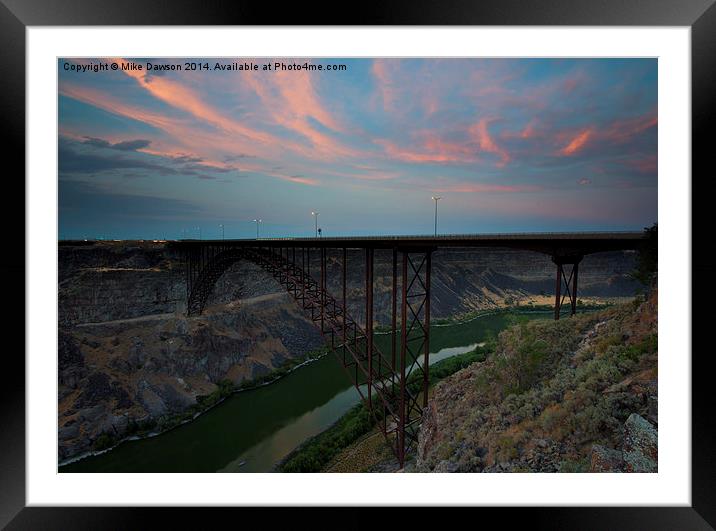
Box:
552;254;583;320
398;249;433;466
365;248;374;409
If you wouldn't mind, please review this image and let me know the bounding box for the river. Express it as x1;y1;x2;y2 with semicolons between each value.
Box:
60;311;551;473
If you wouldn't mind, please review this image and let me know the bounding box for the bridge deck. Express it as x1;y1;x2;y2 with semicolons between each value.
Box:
173;231;644;255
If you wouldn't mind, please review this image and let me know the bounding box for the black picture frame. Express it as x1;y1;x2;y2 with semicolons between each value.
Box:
2;1;713;528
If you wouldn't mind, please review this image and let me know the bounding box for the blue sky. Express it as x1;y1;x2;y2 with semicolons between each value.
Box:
58;58;657;240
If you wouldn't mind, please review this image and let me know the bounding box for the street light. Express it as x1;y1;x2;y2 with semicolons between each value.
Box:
253;219;262;239
311;211;320;238
219;224;225;240
195;226;202;240
431;196;442;236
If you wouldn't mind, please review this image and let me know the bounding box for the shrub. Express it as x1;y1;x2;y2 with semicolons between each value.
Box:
558;456;590;472
93;432;117;451
631;223;658;286
496;435;519;461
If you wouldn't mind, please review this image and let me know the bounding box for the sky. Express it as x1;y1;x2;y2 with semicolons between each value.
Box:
58;58;657;240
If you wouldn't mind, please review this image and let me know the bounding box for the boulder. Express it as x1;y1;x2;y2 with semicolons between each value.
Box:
623;413;657;472
590;444;624;472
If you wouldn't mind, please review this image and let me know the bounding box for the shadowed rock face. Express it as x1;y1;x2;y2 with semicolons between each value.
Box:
57;241;640;462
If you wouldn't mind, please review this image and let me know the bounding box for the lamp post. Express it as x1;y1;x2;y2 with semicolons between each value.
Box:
253;219;262;239
431;196;441;236
195;226;202;240
311;211;320;238
219;224;224;240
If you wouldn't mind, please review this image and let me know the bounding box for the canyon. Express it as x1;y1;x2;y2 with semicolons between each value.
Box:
58;240;639;462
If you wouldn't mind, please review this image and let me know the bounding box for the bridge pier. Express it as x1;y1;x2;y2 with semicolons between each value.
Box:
552;254;583;320
398;249;433;466
391;248;398;374
365;247;374;409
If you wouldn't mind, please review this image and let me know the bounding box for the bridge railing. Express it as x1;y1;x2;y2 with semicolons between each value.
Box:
176;230;644;243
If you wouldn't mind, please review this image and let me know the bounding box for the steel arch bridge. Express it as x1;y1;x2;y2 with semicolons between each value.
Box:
175;232;644;468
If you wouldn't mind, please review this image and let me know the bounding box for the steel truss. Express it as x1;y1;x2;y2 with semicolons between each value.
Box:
184;244;433;467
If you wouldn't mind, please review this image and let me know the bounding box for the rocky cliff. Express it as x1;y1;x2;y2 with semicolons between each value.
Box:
415;287;658;472
58;241;640;462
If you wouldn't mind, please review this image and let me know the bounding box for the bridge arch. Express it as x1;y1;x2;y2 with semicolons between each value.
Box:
186;248;248;316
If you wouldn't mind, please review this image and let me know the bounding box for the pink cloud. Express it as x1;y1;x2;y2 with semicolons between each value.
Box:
376;121;515;167
520;120;537;139
557;111;656;157
372;59;397;112
622;154;658;175
111;58;278;146
430;182;540;194
271;68;341;131
220;159;320;186
469;118;510;166
109;57;356;163
603;112;657;143
60;84;261;164
375;138;474;164
562;70;588;95
501;120;538;141
283;175;319;186
559;128;593;156
241;65;360;160
62;74;326;167
60;83;188;132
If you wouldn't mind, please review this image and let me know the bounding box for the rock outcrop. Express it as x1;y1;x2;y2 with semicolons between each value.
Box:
590;413;658;472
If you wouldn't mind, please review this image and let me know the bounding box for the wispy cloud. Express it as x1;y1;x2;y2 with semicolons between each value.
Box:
58;57;658;236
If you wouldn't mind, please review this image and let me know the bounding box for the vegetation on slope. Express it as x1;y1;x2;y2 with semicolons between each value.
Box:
416;288;657;473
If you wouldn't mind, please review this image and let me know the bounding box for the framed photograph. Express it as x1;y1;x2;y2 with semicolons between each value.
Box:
3;0;713;528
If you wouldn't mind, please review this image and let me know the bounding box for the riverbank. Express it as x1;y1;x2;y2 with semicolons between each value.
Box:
372;301;616;336
59;345;331;468
276;344;491;472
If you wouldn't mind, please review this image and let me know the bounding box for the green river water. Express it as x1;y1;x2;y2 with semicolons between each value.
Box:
60;311;551;473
